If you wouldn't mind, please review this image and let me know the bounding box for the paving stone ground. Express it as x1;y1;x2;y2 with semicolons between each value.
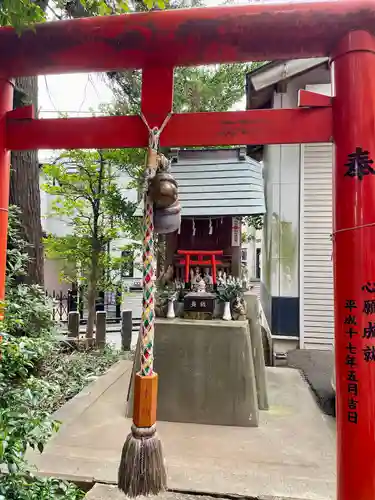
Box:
287;349;335;417
27;363;336;500
85;486;226;500
84;483;299;500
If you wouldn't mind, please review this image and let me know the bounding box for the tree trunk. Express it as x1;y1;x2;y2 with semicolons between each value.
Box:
10;76;44;286
85;152;105;339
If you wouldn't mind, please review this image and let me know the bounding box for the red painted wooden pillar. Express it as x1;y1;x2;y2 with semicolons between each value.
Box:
0;79;13;319
211;255;217;285
141;66;174;130
332;30;375;500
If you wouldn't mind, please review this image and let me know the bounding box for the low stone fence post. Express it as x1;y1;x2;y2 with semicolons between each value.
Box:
96;311;106;349
68;311;79;338
121;309;132;351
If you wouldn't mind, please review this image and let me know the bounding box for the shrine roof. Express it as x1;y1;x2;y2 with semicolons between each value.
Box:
135;147;265;217
246;57;329;110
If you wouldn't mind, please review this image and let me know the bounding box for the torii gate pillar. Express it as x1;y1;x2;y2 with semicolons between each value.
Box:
2;2;375;498
333;30;375;500
0;78;13;319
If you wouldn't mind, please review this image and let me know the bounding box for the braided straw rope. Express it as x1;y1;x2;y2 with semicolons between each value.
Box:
139;113;171;377
140;175;156;376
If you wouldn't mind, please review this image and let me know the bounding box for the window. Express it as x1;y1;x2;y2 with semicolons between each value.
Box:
241;248;247;263
256;248;261;279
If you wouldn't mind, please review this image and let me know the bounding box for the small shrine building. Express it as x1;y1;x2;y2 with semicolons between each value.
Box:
159;147;265;286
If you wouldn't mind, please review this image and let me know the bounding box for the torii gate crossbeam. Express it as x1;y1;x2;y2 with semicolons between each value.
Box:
0;0;374;75
0;3;375;499
5;107;332;150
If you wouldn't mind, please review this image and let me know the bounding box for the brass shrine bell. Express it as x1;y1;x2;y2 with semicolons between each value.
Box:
149;171;178;208
154;200;181;235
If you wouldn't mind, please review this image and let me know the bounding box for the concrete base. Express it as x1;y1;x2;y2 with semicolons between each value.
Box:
128;318;259;427
84;484;296;500
85;486;232;500
287;349;335;417
26;366;336;500
243;292;269;410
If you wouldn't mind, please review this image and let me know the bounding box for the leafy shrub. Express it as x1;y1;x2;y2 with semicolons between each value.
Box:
0;207;84;499
0;474;85;500
4;207;54;338
38;345;124;413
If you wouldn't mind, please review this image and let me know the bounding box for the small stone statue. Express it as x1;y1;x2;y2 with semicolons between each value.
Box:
155;292;166;318
241;264;250;290
159;264;174;287
197;278;206;294
204;268;213;286
191;267;202;289
232;295;247;321
217;270;226;286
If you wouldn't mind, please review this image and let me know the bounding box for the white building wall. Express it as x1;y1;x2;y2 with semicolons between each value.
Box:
260;63;331;345
299;83;334;350
241;224;262;299
261;93;300;338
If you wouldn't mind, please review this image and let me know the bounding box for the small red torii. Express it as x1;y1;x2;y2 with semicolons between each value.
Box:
0;1;375;498
177;249;223;285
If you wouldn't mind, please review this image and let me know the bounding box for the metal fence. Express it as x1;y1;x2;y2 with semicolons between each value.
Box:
47;288;122;323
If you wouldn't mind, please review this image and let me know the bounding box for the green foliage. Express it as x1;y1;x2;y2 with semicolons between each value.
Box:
0;207;122;499
5;207;55;338
0;0;162;30
0;474;85;500
38;345;125;413
244;214;264;231
0;0;46;31
108;62;254;115
0;206;84;499
42;149;139;335
173;64;253;113
4;285;55;338
42;149;137;285
216;278;243;303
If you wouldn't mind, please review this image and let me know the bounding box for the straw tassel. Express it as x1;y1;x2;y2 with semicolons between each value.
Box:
118;144;167;497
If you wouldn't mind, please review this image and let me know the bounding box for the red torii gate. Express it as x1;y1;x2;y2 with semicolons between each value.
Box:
1;1;375;498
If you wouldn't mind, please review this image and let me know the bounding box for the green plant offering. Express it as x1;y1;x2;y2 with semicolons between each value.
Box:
216;279;243;303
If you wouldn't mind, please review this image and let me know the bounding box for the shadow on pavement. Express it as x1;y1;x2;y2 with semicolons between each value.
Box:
287;349;336;418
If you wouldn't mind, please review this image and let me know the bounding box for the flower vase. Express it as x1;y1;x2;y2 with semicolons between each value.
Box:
167;299;176;319
222;301;232;321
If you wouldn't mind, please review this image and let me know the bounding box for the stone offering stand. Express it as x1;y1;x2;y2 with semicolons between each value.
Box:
128;292;268;428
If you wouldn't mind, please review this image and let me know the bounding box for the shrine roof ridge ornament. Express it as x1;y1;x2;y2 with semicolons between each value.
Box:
0;0;375;77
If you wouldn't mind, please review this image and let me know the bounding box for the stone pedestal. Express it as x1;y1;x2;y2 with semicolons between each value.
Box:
127;318;259;427
243;292;269;410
